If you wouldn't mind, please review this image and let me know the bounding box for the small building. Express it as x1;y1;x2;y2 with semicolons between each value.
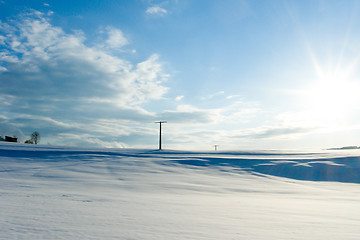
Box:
5;136;18;143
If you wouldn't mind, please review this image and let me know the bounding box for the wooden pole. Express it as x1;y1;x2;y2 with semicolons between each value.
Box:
155;121;167;150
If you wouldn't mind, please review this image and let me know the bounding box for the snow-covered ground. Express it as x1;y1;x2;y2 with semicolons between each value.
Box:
1;142;360;239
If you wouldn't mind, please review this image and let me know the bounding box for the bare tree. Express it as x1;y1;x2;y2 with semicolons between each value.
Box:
31;131;40;144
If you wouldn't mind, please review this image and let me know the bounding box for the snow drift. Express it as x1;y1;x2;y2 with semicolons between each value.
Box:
1;142;360;239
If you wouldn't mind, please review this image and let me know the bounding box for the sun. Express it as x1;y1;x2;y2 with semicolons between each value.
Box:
301;66;360;128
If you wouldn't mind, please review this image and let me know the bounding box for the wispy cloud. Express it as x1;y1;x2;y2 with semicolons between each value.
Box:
160;105;220;124
146;6;168;16
201;91;225;100
226;94;242;99
230;126;314;140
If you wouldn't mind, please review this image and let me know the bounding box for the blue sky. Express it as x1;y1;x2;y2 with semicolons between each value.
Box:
1;0;360;150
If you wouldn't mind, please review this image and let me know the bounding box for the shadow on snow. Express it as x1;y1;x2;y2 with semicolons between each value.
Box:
1;145;360;183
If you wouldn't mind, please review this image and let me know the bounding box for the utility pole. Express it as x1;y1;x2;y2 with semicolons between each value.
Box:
155;121;167;150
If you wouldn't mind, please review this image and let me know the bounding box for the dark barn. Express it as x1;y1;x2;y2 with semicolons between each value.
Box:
5;136;18;143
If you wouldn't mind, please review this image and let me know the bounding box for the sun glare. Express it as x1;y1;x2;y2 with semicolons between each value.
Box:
302;67;360;128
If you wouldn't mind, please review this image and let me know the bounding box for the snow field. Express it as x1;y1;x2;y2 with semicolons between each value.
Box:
1;143;360;239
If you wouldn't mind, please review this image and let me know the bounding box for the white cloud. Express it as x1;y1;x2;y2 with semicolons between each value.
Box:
0;11;167;105
0;52;19;63
104;26;128;49
0;35;5;45
175;95;184;101
146;6;168;16
0;10;169;146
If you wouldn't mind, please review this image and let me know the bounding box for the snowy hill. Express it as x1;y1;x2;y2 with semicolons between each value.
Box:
1;142;360;239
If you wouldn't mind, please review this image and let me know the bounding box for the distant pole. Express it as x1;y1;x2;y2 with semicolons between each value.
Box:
214;145;219;151
155;121;167;150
